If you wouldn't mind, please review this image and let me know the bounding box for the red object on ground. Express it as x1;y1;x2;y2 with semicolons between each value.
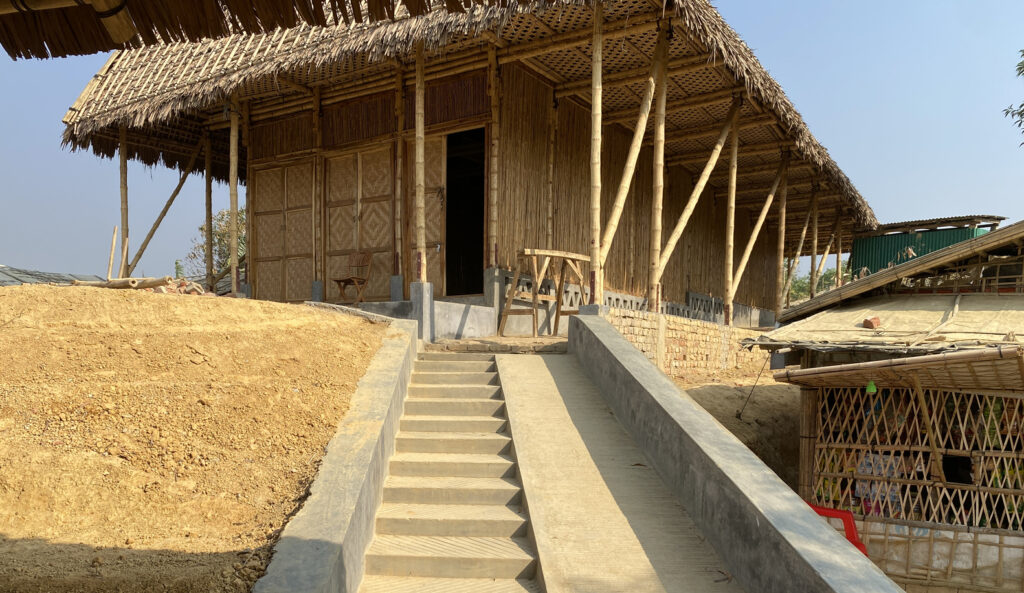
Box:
807;503;869;556
863;316;882;329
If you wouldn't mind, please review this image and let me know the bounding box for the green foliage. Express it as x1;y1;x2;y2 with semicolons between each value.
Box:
183;208;247;277
174;260;185;279
786;258;853;303
1004;50;1024;144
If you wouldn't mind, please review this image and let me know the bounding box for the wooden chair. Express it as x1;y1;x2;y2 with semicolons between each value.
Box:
333;252;374;304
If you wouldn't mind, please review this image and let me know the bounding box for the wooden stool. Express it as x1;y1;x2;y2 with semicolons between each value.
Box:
333;252;374;304
498;248;589;337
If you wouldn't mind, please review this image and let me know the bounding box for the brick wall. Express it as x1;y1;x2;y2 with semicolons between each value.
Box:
602;307;765;379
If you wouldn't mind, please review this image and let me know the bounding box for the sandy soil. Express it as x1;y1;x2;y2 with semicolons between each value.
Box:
0;285;385;592
676;366;800;490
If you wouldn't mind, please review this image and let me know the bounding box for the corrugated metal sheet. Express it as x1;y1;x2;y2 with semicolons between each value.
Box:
0;265;103;286
850;227;990;275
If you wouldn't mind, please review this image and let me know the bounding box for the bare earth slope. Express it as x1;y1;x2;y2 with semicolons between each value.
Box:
0;285;384;592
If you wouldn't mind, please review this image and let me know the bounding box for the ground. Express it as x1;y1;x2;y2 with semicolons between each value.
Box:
0;285;385;592
675;366;800;490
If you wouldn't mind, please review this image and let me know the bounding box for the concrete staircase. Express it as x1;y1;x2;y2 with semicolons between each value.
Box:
358;352;541;593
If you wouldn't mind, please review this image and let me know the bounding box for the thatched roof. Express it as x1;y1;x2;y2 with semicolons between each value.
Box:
62;0;878;237
0;0;355;59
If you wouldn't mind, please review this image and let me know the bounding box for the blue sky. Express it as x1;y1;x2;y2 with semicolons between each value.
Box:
1;1;1023;277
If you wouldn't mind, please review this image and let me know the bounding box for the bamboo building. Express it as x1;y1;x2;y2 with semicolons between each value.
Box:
62;0;876;329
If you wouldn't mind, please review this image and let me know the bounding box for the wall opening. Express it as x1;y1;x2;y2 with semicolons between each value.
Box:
444;128;485;295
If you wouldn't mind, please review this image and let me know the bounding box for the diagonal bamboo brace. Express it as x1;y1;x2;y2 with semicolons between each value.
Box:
731;155;790;295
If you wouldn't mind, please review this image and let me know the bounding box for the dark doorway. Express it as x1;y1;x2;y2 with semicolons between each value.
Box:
445;128;486;295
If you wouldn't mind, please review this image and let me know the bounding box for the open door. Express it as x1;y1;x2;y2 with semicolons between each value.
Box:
444;128;486;295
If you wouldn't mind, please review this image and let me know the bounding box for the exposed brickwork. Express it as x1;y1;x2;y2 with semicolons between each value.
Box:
602;307;764;379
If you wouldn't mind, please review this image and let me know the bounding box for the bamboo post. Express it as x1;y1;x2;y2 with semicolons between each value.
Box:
394;69;405;279
798;387;819;501
599;23;667;265
656;98;741;282
782;207;813;305
204;135;214;290
731;156;789;298
488;46;500;269
589;2;603;305
836;225;843;288
775;152;789;317
127;138;204;275
647;35;667;313
229;99;240;294
118;125;129;278
546;95;557;252
810;189;819;298
911;373;947;482
723;126;738;326
106;226;117;281
414;42;427;283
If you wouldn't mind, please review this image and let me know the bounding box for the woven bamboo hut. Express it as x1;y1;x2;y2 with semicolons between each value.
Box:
62;0;875;328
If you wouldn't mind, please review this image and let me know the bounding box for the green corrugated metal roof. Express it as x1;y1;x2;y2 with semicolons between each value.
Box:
850;227;990;275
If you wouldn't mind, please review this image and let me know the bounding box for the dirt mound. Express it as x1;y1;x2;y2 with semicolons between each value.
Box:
0;285;385;592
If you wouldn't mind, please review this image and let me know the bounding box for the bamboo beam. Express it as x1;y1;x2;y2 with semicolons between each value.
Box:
775;153;788;318
668;140;794;166
118;125;128;278
488;46;500;269
810;189;819;298
782;205;813;304
723;125;739;326
732;156;789;297
600;23;667;266
394;68;405;279
498;14;657;66
229;101;240;294
648;31;668;313
661;114;775;144
204;135;214;290
414;41;427;283
655;98;741;281
127;137;204;275
710;161;810;182
555;54;713;97
589;2;603;305
604;86;742;126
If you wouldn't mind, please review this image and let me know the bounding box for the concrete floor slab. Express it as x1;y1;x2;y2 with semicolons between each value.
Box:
498;354;744;593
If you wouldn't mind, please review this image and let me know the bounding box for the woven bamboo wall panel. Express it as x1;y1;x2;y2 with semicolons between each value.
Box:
252;167;284;213
326;154;358;204
285;257;313;302
285;209;312;257
254;260;282;302
361;146;393;198
813;386;1024;531
255;213;284;259
367;251;390;299
285;161;314;209
323;91;395;148
425;190;443;244
402;72;488;129
359;200;391;251
328;205;356;252
250;113;314;160
325;255;346;301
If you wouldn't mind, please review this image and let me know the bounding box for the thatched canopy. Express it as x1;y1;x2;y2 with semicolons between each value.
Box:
0;0;356;59
62;0;877;245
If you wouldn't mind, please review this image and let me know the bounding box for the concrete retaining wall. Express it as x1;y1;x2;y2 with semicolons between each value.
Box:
568;314;903;593
253;316;417;593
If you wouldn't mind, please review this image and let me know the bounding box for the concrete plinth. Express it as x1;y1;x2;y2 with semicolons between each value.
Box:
390;275;404;302
411;282;434;342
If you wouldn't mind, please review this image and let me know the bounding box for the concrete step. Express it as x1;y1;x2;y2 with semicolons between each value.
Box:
412;371;500;385
415;360;497;373
418;352;496;362
364;535;536;579
384;476;522;505
405;398;505;417
389;452;516;478
400;415;507;433
409;384;503;399
359;576;540;593
376;503;528;537
396;432;511;455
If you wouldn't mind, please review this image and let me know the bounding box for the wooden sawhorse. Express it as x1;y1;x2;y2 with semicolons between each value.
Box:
497;248;590;337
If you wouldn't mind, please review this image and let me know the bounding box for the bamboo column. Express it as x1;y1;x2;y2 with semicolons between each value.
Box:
394;69;405;279
118;125;128;278
809;189;819;298
836;226;843;288
229;99;240;294
488;47;500;269
723;126;738;326
731;157;789;303
546;95;557;251
600;23;667;265
647;33;667;313
589;2;603;305
775;152;788;317
414;42;427;283
204;136;213;290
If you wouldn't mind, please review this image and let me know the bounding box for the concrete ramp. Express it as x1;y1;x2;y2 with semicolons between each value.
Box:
497;354;743;593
